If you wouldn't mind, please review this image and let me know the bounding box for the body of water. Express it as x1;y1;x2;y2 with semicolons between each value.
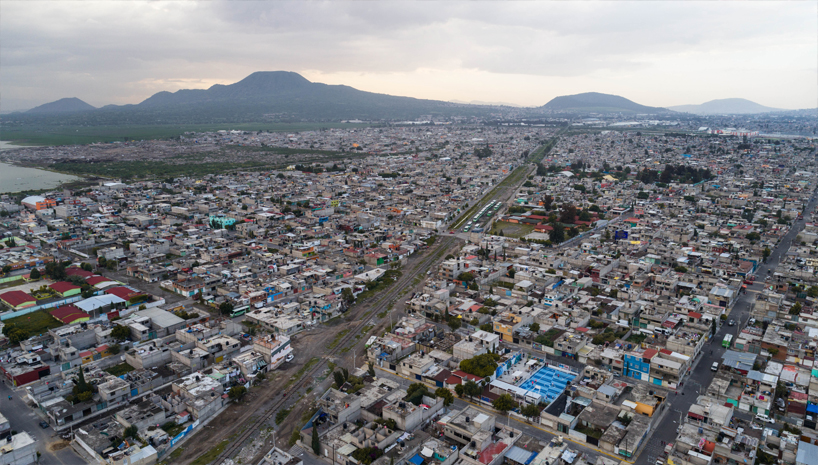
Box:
0;140;37;151
0;161;80;194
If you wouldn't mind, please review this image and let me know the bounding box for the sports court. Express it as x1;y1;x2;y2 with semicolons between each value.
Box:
518;365;574;402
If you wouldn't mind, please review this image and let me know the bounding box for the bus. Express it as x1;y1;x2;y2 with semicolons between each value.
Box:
722;334;733;348
231;305;249;318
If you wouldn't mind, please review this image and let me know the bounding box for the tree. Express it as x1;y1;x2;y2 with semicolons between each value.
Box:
674;266;688;273
333;368;350;388
219;302;235;316
341;287;355;304
763;247;771;261
109;344;121;355
463;380;482;399
228;385;247;401
520;403;540;421
551;224;565;244
1;265;10;275
508;268;516;279
447;316;462;331
28;268;40;280
311;423;321;454
529;323;540;333
406;383;428;398
7;327;29;344
492;393;518;415
72;369;92;402
367;362;376;377
124;425;139;440
111;325;131;341
454;384;465;398
609;288;618;298
460;353;501;378
435;388;454;407
790;302;802;316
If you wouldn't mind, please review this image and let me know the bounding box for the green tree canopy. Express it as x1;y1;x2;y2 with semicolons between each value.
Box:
459;353;501;378
492;393;518;414
435;387;454;407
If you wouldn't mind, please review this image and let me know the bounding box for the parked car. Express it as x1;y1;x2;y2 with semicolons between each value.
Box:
755;413;775;424
285;354;294;362
39;421;49;429
728;320;735;326
711;362;719;372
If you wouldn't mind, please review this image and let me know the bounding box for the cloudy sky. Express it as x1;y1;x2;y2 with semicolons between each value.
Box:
2;1;816;112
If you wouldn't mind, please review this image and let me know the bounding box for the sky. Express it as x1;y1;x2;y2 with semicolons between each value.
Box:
2;1;816;112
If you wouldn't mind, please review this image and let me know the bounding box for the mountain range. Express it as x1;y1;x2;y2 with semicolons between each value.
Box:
668;98;782;115
10;72;796;125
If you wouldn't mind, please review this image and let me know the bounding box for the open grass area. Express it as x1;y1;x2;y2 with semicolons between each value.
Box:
285;357;320;389
3;310;63;336
327;329;350;349
489;221;535;238
157;447;184;465
160;421;186;438
190;438;229;465
105;363;135;377
1;122;371;146
526;137;559;164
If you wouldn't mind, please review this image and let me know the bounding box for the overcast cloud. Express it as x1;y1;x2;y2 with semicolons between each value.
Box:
1;1;816;112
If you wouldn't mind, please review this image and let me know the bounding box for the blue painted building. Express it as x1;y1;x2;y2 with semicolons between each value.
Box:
623;348;655;382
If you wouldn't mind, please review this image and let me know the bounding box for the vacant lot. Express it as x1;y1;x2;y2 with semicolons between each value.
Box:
490;221;535;238
4;310;63;335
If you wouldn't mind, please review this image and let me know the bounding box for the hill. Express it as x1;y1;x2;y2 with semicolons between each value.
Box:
668;98;782;115
541;92;669;114
26;97;96;114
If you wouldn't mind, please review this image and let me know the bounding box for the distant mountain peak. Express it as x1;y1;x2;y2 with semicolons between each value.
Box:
542;92;668;113
26;97;96;114
668;98;782;115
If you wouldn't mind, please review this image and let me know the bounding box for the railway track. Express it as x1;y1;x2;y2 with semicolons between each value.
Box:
210;235;459;464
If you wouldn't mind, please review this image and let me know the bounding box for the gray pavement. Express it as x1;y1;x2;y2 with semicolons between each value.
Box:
0;380;84;464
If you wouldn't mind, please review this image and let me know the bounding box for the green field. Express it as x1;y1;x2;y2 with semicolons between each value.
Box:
4;310;63;336
0;122;371;146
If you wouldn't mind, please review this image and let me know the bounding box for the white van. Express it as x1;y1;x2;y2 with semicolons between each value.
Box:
755;413;775;424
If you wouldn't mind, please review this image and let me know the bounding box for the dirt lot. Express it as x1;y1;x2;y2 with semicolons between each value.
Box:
489;220;535;238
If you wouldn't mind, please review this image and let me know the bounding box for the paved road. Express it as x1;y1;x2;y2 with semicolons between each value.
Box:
0;381;83;464
633;188;818;465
